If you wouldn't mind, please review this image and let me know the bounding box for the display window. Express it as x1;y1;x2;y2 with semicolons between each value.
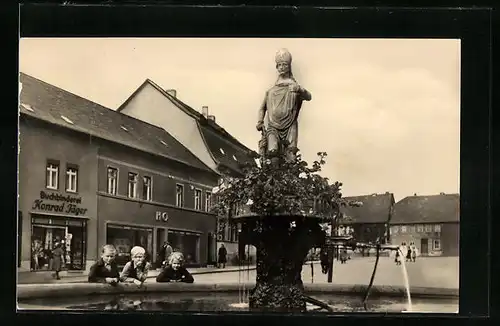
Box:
106;224;153;267
30;215;87;271
168;229;201;265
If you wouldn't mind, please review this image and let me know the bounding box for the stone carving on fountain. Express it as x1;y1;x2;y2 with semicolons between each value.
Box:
212;49;361;313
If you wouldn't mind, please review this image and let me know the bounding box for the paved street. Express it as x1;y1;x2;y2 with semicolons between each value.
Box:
193;257;459;289
18;257;458;289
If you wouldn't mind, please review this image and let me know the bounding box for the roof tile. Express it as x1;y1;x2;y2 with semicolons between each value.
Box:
142;79;258;174
391;194;459;224
19;73;213;173
340;193;395;224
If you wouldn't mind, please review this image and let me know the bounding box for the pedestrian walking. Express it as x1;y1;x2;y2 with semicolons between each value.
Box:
394;250;401;265
218;244;227;268
340;249;348;264
410;243;417;262
51;242;65;280
406;246;412;262
320;246;329;274
158;241;173;268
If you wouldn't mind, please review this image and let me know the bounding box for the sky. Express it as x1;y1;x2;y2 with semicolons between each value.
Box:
19;38;460;201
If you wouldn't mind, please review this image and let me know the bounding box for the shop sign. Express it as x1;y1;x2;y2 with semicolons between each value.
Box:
155;211;169;222
32;191;88;216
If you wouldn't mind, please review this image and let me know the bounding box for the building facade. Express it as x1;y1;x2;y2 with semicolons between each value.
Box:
338;192;395;245
18;115;98;272
390;193;459;257
116;79;258;264
18;73;219;273
96;142;218;267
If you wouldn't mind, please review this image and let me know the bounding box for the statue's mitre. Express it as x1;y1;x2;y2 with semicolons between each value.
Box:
275;48;292;64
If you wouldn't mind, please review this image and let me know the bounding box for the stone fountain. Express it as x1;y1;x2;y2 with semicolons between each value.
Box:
213;49;413;313
215;49;358;312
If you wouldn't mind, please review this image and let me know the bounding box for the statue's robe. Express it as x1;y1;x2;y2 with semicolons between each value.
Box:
258;78;310;156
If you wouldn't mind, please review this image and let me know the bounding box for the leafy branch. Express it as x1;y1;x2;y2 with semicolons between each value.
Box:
211;151;362;224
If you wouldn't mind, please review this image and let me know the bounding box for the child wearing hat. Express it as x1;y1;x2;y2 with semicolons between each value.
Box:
156;252;194;283
120;246;151;287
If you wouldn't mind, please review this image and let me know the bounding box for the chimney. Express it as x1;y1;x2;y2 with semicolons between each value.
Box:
440;192;445;195
202;106;209;118
165;89;177;98
414;193;417;196
208;115;216;122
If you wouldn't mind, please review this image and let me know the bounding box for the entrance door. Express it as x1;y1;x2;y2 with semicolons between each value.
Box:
421;238;429;256
156;228;166;265
207;233;214;265
67;225;86;270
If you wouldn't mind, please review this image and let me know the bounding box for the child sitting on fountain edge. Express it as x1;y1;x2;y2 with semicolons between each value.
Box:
120;246;151;287
156;252;194;283
88;244;120;285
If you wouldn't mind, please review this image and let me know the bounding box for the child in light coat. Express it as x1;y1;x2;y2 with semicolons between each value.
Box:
120;246;151;287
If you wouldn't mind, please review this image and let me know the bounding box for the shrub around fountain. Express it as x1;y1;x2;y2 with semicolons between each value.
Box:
212;152;361;312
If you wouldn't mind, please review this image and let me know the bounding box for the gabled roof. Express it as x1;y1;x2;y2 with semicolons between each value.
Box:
340;192;395;224
19;72;214;173
198;124;255;175
391;193;460;224
117;79;258;174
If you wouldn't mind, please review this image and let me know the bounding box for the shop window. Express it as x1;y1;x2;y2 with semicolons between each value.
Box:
65;165;78;193
425;224;433;232
433;239;441;250
434;224;441;232
409;225;416;233
168;229;200;265
46;161;59;190
107;167;118;195
194;189;202;210
417;225;424;232
391;226;398;234
31;216;87;271
128;172;138;198
107;224;153;267
176;184;184;207
143;176;152;201
400;226;407;233
205;192;212;212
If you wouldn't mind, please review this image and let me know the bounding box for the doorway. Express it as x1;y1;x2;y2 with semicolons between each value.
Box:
156;228;166;265
420;238;429;256
207;232;215;265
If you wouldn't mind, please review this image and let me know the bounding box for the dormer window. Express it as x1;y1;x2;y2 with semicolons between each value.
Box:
120;125;129;132
160;140;169;147
232;155;238;161
219;148;225;155
61;115;74;125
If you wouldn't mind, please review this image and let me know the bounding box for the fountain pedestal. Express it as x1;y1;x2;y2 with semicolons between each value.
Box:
237;214;325;312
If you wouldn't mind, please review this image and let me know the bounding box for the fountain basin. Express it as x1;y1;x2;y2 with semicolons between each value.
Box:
17;282;458;313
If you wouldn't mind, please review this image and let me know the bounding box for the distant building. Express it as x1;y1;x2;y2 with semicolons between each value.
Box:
116;79;258;264
18;73;218;272
390;193;459;257
339;192;395;245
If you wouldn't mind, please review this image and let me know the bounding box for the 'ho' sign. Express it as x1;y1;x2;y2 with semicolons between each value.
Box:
155;211;169;222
